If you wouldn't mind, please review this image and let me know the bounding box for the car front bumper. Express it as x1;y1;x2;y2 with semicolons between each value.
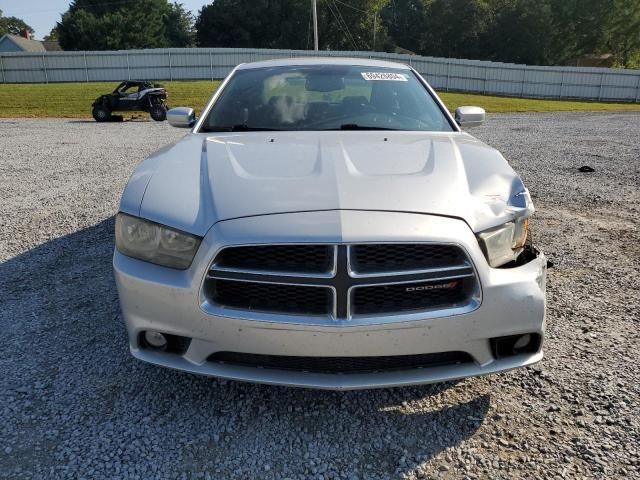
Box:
113;210;547;390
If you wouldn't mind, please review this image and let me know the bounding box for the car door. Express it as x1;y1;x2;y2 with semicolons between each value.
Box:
117;83;140;110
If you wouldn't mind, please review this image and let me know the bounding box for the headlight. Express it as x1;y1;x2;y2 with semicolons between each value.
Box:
115;213;201;269
477;217;529;268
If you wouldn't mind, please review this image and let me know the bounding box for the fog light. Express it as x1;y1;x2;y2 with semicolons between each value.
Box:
513;334;532;350
144;331;167;349
490;333;541;359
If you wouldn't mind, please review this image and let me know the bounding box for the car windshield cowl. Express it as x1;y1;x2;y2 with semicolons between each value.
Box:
199;65;454;133
201;124;282;132
201;124;401;132
334;124;399;131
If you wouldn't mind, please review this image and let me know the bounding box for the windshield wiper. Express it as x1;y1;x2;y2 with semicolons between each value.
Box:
335;124;399;131
201;124;281;132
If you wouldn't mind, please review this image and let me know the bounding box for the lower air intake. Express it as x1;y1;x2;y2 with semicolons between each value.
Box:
207;351;473;374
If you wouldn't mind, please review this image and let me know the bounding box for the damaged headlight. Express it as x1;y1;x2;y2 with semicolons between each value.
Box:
477;217;529;268
115;213;201;269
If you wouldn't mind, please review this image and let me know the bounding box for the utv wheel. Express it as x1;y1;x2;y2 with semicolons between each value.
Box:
150;104;167;121
92;105;111;122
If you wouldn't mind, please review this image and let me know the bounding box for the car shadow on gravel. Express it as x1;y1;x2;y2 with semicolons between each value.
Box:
1;217;489;478
66;118;153;124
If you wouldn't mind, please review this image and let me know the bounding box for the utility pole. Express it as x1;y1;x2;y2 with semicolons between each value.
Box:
312;0;319;51
373;13;377;51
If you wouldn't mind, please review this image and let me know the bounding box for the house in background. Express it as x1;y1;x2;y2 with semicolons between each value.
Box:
0;32;61;53
41;39;62;52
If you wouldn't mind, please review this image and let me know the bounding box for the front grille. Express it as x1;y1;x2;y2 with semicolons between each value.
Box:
206;279;331;315
214;245;333;274
203;243;478;321
350;244;465;274
352;277;472;315
207;351;473;374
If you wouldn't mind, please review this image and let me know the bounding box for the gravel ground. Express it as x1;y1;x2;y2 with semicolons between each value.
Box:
1;113;639;479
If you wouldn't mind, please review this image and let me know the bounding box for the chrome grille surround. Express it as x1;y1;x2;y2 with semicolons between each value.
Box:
202;243;481;326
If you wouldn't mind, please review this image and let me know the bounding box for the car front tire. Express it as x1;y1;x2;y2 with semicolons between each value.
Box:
92;105;112;122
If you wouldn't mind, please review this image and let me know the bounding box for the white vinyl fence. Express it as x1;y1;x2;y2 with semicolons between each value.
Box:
1;47;639;102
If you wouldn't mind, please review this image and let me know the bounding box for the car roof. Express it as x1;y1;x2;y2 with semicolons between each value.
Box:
236;57;411;71
118;80;152;85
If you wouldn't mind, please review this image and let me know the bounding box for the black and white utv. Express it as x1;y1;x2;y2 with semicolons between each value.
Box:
91;81;168;122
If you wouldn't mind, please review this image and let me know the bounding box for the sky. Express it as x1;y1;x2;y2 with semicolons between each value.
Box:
0;0;211;39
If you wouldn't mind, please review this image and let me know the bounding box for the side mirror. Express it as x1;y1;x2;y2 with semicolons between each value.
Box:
454;106;485;128
167;107;196;128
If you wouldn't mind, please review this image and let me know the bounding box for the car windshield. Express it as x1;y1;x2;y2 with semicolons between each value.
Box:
200;65;454;132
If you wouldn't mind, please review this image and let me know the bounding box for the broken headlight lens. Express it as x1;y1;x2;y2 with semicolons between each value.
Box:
477;217;529;268
115;213;201;269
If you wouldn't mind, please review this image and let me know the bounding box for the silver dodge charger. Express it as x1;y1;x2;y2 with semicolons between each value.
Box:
113;58;547;389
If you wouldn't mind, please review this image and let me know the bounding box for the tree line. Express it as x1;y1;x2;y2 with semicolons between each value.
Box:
4;0;638;68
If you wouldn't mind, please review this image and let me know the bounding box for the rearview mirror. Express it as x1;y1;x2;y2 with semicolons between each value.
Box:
167;107;196;128
454;106;485;128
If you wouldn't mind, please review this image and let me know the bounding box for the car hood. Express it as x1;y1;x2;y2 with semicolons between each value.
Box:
121;131;533;237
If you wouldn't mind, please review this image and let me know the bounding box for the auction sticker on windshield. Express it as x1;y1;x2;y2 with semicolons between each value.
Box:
361;72;408;81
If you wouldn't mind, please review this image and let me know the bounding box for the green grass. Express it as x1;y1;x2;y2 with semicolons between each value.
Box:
441;91;640;113
0;80;639;118
0;81;221;118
